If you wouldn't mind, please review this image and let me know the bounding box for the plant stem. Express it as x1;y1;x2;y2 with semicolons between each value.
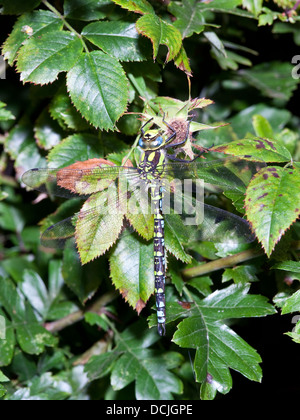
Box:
44;291;117;333
42;0;90;53
181;247;264;279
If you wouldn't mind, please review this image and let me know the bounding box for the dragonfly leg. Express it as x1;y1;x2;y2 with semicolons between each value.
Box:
140;117;154;136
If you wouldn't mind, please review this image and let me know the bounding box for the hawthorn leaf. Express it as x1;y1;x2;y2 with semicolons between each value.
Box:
67;51;129;130
245;166;300;256
170;284;275;398
85;325;183;400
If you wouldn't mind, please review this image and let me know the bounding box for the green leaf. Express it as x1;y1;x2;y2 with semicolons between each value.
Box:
0;102;15;121
171;284;275;398
136;14;182;62
64;0;114;21
0;0;41;14
111;0;154;15
47;134;107;168
110;233;154;313
82;21;151;61
245;166;300;256
272;261;300;273
66;51;129;130
252;115;274;138
168;0;205;39
281;290;300;314
49;89;91;131
20;269;49;319
2;11;63;65
0;277;57;357
239;61;299;102
5;119;46;173
76;188;125;264
213;137;292;162
34;109;64;150
242;0;263;16
17;31;83;85
229;104;291;139
85;325;183;400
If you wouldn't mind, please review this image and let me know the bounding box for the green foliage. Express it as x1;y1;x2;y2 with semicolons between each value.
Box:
1;0;300;401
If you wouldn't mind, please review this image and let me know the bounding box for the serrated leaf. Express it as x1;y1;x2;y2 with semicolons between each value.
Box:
213;137;292;162
0;277;57;357
2;11;63;65
34;109;64;150
281;290;300;314
245;166;300;256
75;184;125;264
111;0;154;15
168;0;205;39
47;134;107;168
0;102;15;121
82;21;151;61
252;114;274;138
20;269;49;319
136;14;182;62
173;45;192;76
242;0;263;16
64;0;114;21
110;233;154;313
171;284;275;398
49;89;91;131
86;324;183;400
272;261;300;272
17;31;83;85
239;61;299;101
67;51;129;130
0;0;41;14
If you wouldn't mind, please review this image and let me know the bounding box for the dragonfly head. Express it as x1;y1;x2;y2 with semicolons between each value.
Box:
139;129;165;151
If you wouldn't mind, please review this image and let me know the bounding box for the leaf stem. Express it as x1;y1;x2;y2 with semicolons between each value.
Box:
44;291;117;333
182;247;264;279
42;0;90;53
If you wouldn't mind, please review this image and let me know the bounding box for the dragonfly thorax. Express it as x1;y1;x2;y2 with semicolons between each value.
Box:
139;129;165;151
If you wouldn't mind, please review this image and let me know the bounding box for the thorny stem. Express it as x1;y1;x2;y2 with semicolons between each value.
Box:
42;0;90;53
44;291;117;333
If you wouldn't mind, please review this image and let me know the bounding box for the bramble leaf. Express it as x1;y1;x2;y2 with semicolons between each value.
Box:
85;324;183;400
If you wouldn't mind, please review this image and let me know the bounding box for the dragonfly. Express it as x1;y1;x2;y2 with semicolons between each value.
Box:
22;115;262;336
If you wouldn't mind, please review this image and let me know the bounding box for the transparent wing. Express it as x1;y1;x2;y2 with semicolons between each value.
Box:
22;165;141;199
161;157;265;192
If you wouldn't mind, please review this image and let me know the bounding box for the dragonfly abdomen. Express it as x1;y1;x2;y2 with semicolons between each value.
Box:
151;183;166;336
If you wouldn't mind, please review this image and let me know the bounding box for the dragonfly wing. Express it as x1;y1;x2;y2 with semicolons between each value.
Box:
161;157;265;192
22;165;140;199
164;193;255;245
